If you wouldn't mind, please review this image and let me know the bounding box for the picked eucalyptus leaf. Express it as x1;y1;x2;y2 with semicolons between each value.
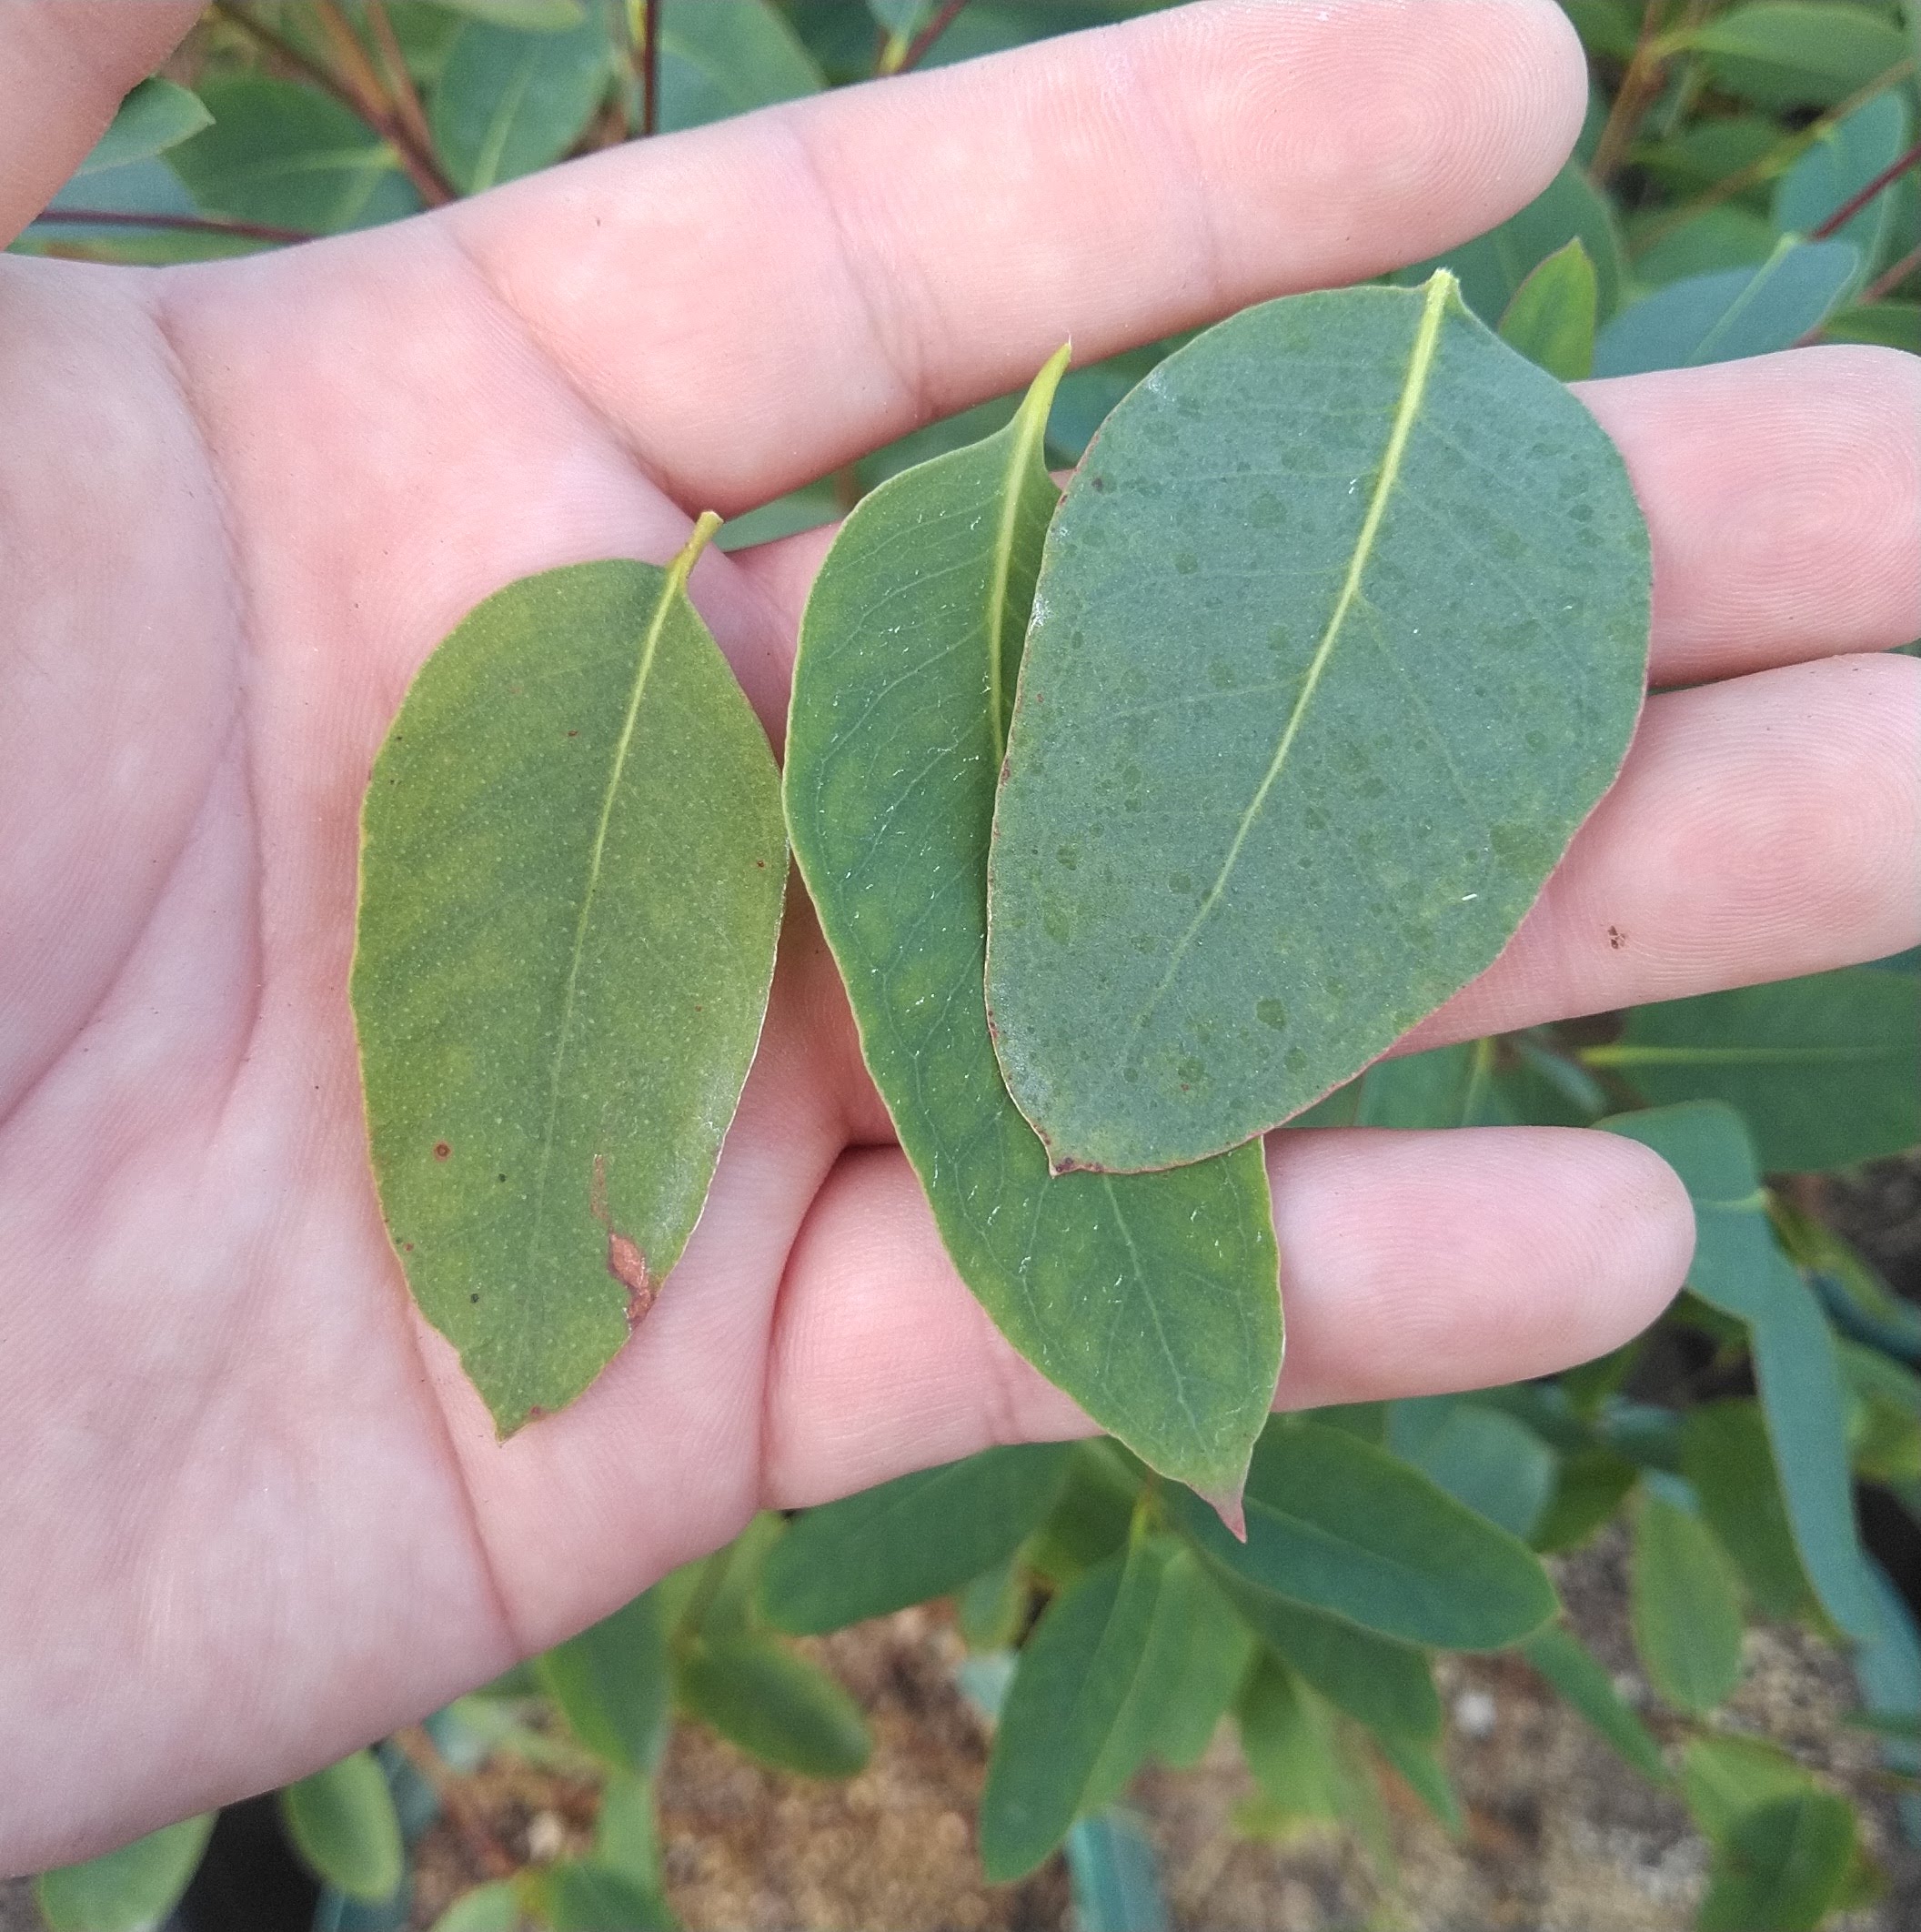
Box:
353;525;786;1433
784;351;1282;1502
986;274;1649;1172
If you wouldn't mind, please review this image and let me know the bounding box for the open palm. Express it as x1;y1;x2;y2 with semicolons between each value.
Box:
4;0;1916;1871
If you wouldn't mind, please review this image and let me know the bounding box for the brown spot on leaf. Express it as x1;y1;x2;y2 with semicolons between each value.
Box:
608;1233;655;1328
433;1141;451;1160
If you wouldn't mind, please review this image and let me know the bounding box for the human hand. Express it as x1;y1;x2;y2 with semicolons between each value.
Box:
4;0;1916;1871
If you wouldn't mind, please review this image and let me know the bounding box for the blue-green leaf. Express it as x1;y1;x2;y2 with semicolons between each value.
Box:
1594;238;1860;375
1387;1396;1557;1541
759;1445;1071;1634
77;79;212;176
1629;1490;1745;1714
658;0;825;132
428;16;609;192
1775;92;1913;275
35;1816;214;1932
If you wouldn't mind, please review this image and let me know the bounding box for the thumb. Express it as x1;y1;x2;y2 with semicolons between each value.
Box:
1;1;202;246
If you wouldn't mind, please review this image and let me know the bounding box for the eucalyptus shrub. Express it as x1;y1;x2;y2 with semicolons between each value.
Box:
25;3;1921;1930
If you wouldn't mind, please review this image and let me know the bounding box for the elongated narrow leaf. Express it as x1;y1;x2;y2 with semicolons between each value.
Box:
1520;1625;1669;1785
1680;3;1910;109
36;1816;214;1932
1235;1655;1348;1823
985;275;1649;1172
785;352;1281;1499
659;0;825;131
1590;969;1920;1172
354;529;785;1432
1214;1579;1443;1744
759;1445;1071;1635
980;1534;1167;1880
428;16;609;192
1698;1792;1857;1932
1630;1491;1745;1715
1681;1400;1815;1620
534;1590;670;1771
279;1752;406;1904
1399;161;1625;321
1606;1104;1882;1640
167;78;421;233
78;79;211;176
1775;93;1912;275
677;1638;870;1777
1593;238;1860;377
1497;237;1598;380
1172;1419;1557;1651
1371;1727;1462;1836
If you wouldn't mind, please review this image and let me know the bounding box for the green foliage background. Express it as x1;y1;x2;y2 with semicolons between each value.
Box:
21;3;1921;1928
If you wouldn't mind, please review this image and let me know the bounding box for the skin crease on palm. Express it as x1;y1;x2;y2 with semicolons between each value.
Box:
0;0;1916;1872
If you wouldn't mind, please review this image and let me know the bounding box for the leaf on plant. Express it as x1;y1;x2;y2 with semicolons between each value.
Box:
1520;1625;1669;1785
534;1859;676;1932
1387;1397;1558;1542
785;349;1281;1500
535;1590;671;1772
1533;1445;1640;1554
759;1445;1071;1635
426;0;588;27
1589;968;1920;1172
427;1883;521;1932
1698;1791;1858;1932
1497;237;1598;380
985;274;1650;1172
354;528;785;1433
1593;237;1860;376
1679;3;1911;110
429;15;610;193
979;1530;1168;1880
658;0;826;132
1234;1655;1349;1825
78;79;212;177
1775;92;1912;276
1682;1400;1815;1621
1605;1103;1883;1640
278;1751;406;1904
167;77;421;234
1629;1490;1745;1715
1171;1419;1558;1651
676;1638;870;1778
35;1816;215;1932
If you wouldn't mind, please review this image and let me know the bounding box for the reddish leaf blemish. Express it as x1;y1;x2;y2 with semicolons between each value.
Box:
433;1141;451;1160
608;1233;656;1328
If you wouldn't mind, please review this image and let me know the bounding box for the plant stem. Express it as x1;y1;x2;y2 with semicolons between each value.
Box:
1590;0;1675;185
639;0;660;136
1810;136;1921;238
311;0;455;203
27;206;312;245
884;0;971;75
363;0;435;160
1863;238;1921;300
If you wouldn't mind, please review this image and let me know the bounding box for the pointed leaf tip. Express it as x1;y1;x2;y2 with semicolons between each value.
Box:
1203;1488;1249;1542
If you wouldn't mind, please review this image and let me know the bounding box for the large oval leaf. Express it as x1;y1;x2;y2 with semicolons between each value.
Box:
986;276;1649;1172
35;1816;214;1932
658;0;825;132
428;15;610;193
1171;1418;1557;1650
278;1751;405;1904
784;352;1281;1500
353;528;785;1432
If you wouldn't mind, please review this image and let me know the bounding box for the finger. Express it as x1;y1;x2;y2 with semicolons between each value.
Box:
443;0;1584;508
0;2;200;245
761;1126;1689;1505
732;346;1921;689
1579;347;1921;686
1404;650;1921;1051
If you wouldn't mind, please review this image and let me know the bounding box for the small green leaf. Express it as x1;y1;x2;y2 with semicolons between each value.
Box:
35;1816;214;1932
1387;1397;1557;1541
979;1532;1167;1880
676;1638;870;1778
1370;1728;1462;1836
1698;1791;1857;1932
1589;968;1920;1172
166;78;421;234
426;0;588;27
1683;1733;1820;1841
1172;1419;1558;1651
427;1884;520;1932
353;532;786;1434
279;1751;406;1904
785;350;1281;1500
1629;1491;1745;1715
1593;237;1861;376
1679;3;1910;109
1398;161;1625;321
1775;93;1912;275
985;275;1649;1172
1497;237;1598;380
1532;1446;1639;1553
1606;1103;1883;1641
428;16;609;193
534;1860;675;1932
1823;300;1921;350
1234;1655;1347;1823
78;79;212;176
534;1590;670;1771
1631;206;1780;289
1682;1400;1815;1621
759;1445;1071;1634
592;1773;666;1890
1520;1625;1669;1785
658;0;826;130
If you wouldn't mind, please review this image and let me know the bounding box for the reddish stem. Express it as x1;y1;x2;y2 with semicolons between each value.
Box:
29;206;312;246
1809;136;1921;239
895;0;971;73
